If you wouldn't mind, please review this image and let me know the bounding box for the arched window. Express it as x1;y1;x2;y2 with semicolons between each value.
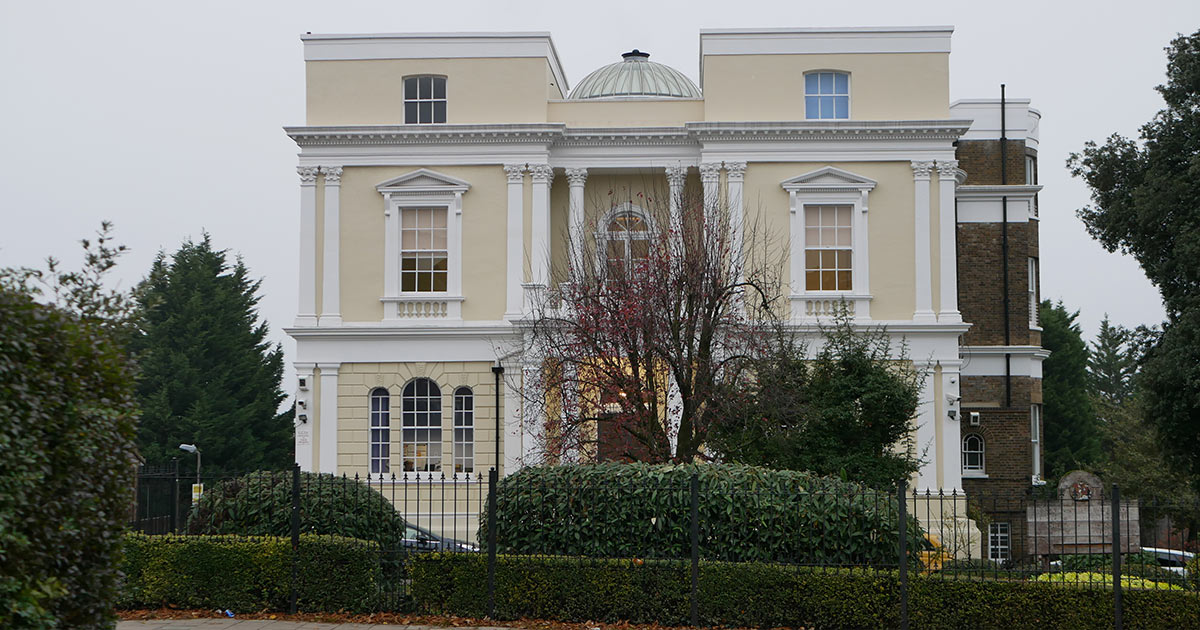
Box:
804;71;849;119
369;388;391;474
962;434;985;473
453;386;474;474
602;206;652;276
402;378;442;473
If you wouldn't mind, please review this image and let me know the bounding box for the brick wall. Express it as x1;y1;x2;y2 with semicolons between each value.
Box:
956;140;1028;185
957;222;1039;347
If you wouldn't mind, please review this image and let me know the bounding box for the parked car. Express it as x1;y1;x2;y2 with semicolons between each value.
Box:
400;522;478;553
1140;547;1194;576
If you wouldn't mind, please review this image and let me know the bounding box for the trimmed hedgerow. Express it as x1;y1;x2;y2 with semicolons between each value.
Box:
481;463;927;565
119;533;381;613
411;553;1200;630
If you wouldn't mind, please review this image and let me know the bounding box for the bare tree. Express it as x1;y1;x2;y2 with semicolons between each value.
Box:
514;175;787;464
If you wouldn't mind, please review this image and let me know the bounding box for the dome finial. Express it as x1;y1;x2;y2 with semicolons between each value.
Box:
622;49;650;60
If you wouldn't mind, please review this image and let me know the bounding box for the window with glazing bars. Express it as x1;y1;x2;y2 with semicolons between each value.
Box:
989;522;1011;560
804;205;852;291
1028;258;1039;327
369;388;390;475
402;378;442;473
453;386;474;474
1031;404;1042;479
404;76;446;124
401;208;448;292
962;434;985;472
604;211;651;276
804;72;849;119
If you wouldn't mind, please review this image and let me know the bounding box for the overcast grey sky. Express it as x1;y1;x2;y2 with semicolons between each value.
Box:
2;0;1196;369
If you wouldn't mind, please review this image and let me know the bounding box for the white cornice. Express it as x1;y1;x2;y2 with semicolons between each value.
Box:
687;120;971;142
301;32;569;94
956;185;1042;198
558;127;694;147
285;124;567;147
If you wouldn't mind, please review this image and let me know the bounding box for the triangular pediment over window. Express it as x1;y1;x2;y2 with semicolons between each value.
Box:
781;166;877;192
376;168;471;194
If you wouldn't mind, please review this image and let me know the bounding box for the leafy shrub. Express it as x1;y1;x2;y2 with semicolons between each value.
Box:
187;470;408;548
0;283;139;629
119;533;381;612
412;553;1200;629
481;463;927;565
1034;571;1181;590
1059;551;1159;571
1187;555;1199;591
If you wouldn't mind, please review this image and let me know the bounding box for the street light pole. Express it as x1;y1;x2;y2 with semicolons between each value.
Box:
179;444;201;502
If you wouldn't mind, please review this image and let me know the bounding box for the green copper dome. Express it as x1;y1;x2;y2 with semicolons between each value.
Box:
568;50;701;100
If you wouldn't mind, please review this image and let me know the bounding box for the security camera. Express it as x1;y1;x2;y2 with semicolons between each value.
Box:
297;413;308;424
947;409;958;420
297;400;306;409
945;393;960;405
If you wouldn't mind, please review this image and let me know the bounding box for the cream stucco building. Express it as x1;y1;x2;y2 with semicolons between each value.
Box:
285;27;1046;549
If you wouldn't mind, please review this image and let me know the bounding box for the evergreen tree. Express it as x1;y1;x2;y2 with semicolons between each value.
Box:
131;235;291;472
1068;31;1200;483
1088;315;1137;405
1039;300;1101;480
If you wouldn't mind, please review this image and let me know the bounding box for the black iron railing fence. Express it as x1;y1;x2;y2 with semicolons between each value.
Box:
130;464;1198;629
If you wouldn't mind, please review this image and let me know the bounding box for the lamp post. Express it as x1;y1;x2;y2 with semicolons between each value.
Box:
179;443;201;504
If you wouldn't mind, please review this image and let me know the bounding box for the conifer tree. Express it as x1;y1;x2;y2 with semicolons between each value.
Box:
1040;300;1101;480
131;235;291;472
1088;315;1137;405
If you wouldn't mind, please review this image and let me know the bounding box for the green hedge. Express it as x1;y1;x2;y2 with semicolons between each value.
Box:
483;463;926;565
119;533;382;613
412;553;1200;630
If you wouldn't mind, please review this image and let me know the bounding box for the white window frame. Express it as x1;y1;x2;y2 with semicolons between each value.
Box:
403;75;447;124
988;522;1011;561
1031;404;1042;481
803;70;851;120
369;387;391;476
1028;257;1040;330
401;377;443;475
782;167;876;320
594;203;655;277
453;386;475;474
962;433;985;475
377;169;470;321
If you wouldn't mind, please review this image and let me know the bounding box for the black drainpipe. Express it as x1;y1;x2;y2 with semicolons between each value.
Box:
492;364;504;474
1000;84;1012;409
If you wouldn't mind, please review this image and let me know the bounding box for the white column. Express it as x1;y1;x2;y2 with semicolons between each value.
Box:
294;363;315;471
520;360;542;468
565;168;587;258
940;364;964;491
915;363;938;490
725;161;746;274
319;166;342;326
936;160;961;323
502;359;523;475
528;164;554;289
911;161;936;322
504;164;525;319
699;162;722;231
296;166;319;326
665;166;687;247
317;363;340;474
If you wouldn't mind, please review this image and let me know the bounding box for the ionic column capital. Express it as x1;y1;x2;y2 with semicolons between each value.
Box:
297;166;319;184
911;160;934;180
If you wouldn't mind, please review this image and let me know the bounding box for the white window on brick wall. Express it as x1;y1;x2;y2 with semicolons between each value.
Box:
804;205;853;291
1031;404;1043;480
1028;257;1039;328
369;388;391;475
453;386;475;474
962;434;985;473
989;522;1011;561
402;378;442;473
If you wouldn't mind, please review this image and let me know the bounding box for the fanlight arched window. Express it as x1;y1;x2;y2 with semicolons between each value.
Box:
602;206;652;276
962;434;985;473
369;388;390;475
402;378;442;473
453;386;474;474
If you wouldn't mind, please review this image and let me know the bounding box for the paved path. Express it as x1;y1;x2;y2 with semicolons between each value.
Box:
119;622;513;630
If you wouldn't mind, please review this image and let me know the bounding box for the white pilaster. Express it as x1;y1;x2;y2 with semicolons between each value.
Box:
936;160;961;323
787;190;803;301
699;162;722;231
382;194;399;320
915;363;938;490
319;166;342;326
565;168;587;257
504;164;525;319
317;362;340;474
940;363;964;491
502;359;523;475
856;188;872;301
294;363;315;472
911;161;936;322
665;165;687;247
725;161;746;274
520;361;542;468
296;166;319;327
528;163;554;289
